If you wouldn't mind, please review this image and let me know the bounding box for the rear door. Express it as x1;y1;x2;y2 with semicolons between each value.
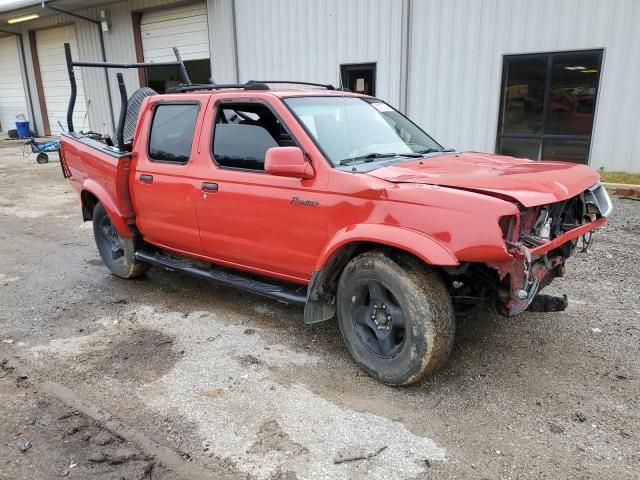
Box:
192;96;329;282
130;98;206;256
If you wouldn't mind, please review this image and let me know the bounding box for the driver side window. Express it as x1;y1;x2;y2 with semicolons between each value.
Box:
212;103;295;171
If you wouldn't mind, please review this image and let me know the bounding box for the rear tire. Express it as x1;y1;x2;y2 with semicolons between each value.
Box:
336;250;455;385
92;202;150;279
36;153;49;164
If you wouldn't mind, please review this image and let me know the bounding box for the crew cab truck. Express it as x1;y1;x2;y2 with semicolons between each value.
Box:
59;44;612;385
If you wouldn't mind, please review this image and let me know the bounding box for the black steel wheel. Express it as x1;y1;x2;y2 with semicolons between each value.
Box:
98;213;124;263
337;250;455;385
92;202;150;279
350;279;407;358
36;153;49;164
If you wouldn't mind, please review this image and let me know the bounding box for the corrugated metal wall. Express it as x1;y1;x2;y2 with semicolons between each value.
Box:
15;0;196;137
233;0;404;108
8;0;640;172
207;0;238;83
17;7;112;136
407;0;640;172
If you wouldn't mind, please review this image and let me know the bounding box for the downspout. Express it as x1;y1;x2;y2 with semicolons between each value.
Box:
43;1;117;135
399;0;412;114
0;30;37;135
230;0;240;82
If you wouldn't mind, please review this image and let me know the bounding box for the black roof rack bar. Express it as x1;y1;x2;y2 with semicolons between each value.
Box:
167;80;344;94
64;42;191;149
167;82;271;93
248;80;336;89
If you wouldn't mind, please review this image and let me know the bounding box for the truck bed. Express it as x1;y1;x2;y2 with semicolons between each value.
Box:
60;133;136;232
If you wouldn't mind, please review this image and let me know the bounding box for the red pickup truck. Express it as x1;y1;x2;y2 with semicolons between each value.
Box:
59;47;611;385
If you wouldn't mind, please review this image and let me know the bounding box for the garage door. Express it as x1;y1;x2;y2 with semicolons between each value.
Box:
0;36;28;133
36;25;87;136
141;2;210;62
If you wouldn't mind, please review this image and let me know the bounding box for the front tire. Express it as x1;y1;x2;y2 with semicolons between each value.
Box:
336;250;455;385
92;202;150;279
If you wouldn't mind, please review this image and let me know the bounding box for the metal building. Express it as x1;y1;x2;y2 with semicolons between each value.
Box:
0;0;638;172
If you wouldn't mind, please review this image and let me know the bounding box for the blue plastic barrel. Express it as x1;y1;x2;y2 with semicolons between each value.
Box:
15;120;30;139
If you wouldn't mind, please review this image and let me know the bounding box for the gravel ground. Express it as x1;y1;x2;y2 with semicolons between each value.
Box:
0;144;638;479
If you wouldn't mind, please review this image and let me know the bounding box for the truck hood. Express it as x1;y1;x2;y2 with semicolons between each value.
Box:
367;152;600;207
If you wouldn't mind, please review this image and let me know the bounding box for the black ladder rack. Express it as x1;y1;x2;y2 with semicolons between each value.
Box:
64;42;192;151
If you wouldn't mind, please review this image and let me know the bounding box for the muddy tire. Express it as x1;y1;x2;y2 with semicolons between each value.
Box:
336;250;455;385
92;202;150;279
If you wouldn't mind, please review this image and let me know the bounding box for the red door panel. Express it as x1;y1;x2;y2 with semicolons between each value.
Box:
191;95;331;282
195;172;329;281
130;98;209;256
130;168;204;255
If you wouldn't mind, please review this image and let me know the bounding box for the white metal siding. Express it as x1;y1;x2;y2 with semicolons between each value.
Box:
233;0;404;108
0;36;28;132
407;0;640;172
208;0;238;83
14;0;197;136
36;25;88;136
141;2;210;62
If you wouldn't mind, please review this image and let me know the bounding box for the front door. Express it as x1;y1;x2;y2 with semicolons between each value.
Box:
193;98;329;282
131;101;205;256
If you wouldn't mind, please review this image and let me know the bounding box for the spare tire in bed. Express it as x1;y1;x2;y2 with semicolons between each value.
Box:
123;87;157;143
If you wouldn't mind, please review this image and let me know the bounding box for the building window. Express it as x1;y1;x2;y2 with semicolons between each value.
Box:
497;50;603;164
340;63;376;95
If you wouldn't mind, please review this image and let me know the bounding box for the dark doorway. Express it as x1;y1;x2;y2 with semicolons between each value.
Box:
496;50;603;164
340;63;376;95
145;59;211;93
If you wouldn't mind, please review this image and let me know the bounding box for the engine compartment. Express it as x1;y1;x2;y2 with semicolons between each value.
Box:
443;183;611;318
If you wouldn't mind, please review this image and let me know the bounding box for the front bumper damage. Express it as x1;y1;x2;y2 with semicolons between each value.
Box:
497;182;611;316
503;217;606;315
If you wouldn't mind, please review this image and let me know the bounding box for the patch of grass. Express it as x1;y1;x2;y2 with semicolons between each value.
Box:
598;169;640;185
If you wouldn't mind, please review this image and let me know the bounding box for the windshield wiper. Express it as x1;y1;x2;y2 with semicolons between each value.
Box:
416;148;456;155
338;152;423;166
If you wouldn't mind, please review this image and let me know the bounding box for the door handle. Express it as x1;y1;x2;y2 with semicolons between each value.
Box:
201;182;218;192
139;174;153;184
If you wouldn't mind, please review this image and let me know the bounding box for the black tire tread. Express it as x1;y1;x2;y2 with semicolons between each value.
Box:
123;87;157;143
92;202;150;279
337;250;455;385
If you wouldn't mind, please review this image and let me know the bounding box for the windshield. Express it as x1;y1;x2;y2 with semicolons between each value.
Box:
284;96;443;166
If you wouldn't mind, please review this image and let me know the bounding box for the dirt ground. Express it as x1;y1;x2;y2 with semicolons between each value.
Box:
1;142;638;479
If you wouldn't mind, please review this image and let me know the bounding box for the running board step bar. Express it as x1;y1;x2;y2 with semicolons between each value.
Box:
135;251;307;305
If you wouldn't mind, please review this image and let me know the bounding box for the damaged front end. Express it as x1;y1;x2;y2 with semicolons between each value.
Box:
494;182;612;316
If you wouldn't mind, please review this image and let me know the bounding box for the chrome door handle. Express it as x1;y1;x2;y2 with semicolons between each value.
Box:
140;174;153;184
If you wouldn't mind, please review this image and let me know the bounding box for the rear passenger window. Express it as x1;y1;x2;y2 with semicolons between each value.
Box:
212;103;295;170
148;104;199;163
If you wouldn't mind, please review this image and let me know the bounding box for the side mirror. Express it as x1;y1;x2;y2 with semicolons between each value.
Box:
265;147;315;179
